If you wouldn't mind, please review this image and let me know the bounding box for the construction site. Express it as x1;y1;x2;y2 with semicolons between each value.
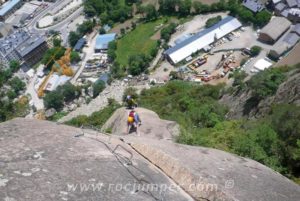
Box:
183;50;247;84
36;48;74;97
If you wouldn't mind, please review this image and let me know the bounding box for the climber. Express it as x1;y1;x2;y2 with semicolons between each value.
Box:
126;95;137;109
127;109;141;134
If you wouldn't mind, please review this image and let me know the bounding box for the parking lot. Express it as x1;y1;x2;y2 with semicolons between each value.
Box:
179;24;275;82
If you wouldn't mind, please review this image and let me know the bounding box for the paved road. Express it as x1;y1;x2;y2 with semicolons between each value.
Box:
53;7;83;45
25;66;44;111
70;30;98;84
27;0;83;45
27;0;64;30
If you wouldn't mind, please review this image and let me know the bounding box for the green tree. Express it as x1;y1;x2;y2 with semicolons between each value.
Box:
77;20;94;35
238;8;254;23
159;0;178;15
161;23;177;41
59;83;81;102
230;69;247;91
7;90;17;100
41;47;66;68
0;69;13;87
250;46;262;57
193;2;211;14
9;77;25;94
44;91;64;110
178;0;191;16
107;41;117;61
247;68;286;99
84;4;97;17
128;53;149;75
68;31;81;47
9;60;20;72
269;104;300;175
131;21;136;29
255;10;271;27
205;16;222;28
92;80;106;98
70;51;81;63
232;123;282;171
142;4;158;20
120;28;126;35
53;38;62;47
66;100;121;129
99;27;106;34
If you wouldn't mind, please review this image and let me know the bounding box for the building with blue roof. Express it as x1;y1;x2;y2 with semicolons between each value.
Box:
0;0;23;21
164;16;242;64
74;38;86;52
95;33;116;53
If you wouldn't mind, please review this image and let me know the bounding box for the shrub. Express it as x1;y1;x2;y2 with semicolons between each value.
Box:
205;16;222;28
59;83;81;103
44;91;64;110
9;77;25;94
66;100;121;129
70;51;81;63
247;67;286;99
250;46;262;57
92;80;106;98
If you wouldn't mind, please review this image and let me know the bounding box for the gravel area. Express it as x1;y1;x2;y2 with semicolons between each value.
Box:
59;81;149;122
59;81;126;122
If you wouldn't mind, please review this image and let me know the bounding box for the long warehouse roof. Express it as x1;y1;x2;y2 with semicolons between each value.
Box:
165;16;242;64
95;33;116;50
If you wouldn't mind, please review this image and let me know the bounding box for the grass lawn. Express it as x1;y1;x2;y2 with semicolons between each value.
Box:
116;18;165;66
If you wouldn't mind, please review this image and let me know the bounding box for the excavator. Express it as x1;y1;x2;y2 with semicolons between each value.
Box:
38;48;73;98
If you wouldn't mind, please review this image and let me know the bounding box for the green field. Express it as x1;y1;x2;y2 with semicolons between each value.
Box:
116;19;164;66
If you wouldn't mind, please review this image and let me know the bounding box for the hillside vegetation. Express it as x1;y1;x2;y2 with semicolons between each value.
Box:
136;65;300;182
116;18;163;66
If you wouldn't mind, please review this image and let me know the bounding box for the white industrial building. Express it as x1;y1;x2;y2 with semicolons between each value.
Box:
253;58;273;71
164;16;242;64
43;73;71;92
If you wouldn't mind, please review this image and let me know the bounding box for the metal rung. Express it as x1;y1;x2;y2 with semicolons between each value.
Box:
113;144;133;164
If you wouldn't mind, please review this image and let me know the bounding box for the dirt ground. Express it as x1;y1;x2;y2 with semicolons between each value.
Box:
169;12;228;46
109;19;136;34
149;60;175;82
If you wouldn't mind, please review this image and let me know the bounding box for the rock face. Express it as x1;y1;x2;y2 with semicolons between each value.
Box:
220;70;300;119
45;108;56;118
1;118;300;201
102;107;180;140
273;71;300;105
125;137;300;201
0;118;191;201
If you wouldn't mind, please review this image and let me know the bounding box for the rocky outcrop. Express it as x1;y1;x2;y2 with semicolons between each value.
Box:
1;118;300;201
220;70;300;119
273;71;300;105
102;107;180;140
124;137;300;201
0;118;191;201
